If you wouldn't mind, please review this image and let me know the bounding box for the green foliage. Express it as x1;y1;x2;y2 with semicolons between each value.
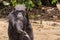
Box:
11;0;35;10
11;0;17;7
51;0;57;4
25;0;35;10
38;0;42;6
10;0;57;10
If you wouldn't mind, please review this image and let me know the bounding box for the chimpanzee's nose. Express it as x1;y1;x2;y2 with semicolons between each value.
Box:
17;13;23;20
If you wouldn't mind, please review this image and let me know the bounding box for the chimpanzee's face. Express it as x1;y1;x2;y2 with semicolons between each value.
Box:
16;10;26;21
17;11;23;21
14;5;26;21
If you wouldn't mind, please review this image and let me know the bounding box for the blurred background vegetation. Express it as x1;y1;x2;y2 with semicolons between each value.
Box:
0;0;60;21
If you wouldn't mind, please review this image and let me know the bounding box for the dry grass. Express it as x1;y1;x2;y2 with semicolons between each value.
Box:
0;19;60;40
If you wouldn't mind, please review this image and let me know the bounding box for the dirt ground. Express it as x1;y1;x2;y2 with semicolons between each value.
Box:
0;18;60;40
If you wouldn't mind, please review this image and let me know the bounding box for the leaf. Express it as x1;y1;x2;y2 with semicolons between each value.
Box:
51;0;57;4
11;0;17;7
3;1;10;6
38;0;42;6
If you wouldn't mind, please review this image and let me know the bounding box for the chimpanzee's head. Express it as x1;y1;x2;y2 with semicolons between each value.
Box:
14;4;27;21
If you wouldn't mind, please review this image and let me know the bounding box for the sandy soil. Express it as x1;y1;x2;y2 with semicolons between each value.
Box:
0;19;60;40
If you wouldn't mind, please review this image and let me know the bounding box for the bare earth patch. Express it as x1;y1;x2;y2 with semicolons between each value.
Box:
0;19;60;40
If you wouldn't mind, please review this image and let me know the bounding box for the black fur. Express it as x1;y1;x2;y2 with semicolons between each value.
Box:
8;7;33;40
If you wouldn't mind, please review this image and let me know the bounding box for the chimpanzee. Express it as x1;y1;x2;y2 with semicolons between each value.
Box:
8;5;33;40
